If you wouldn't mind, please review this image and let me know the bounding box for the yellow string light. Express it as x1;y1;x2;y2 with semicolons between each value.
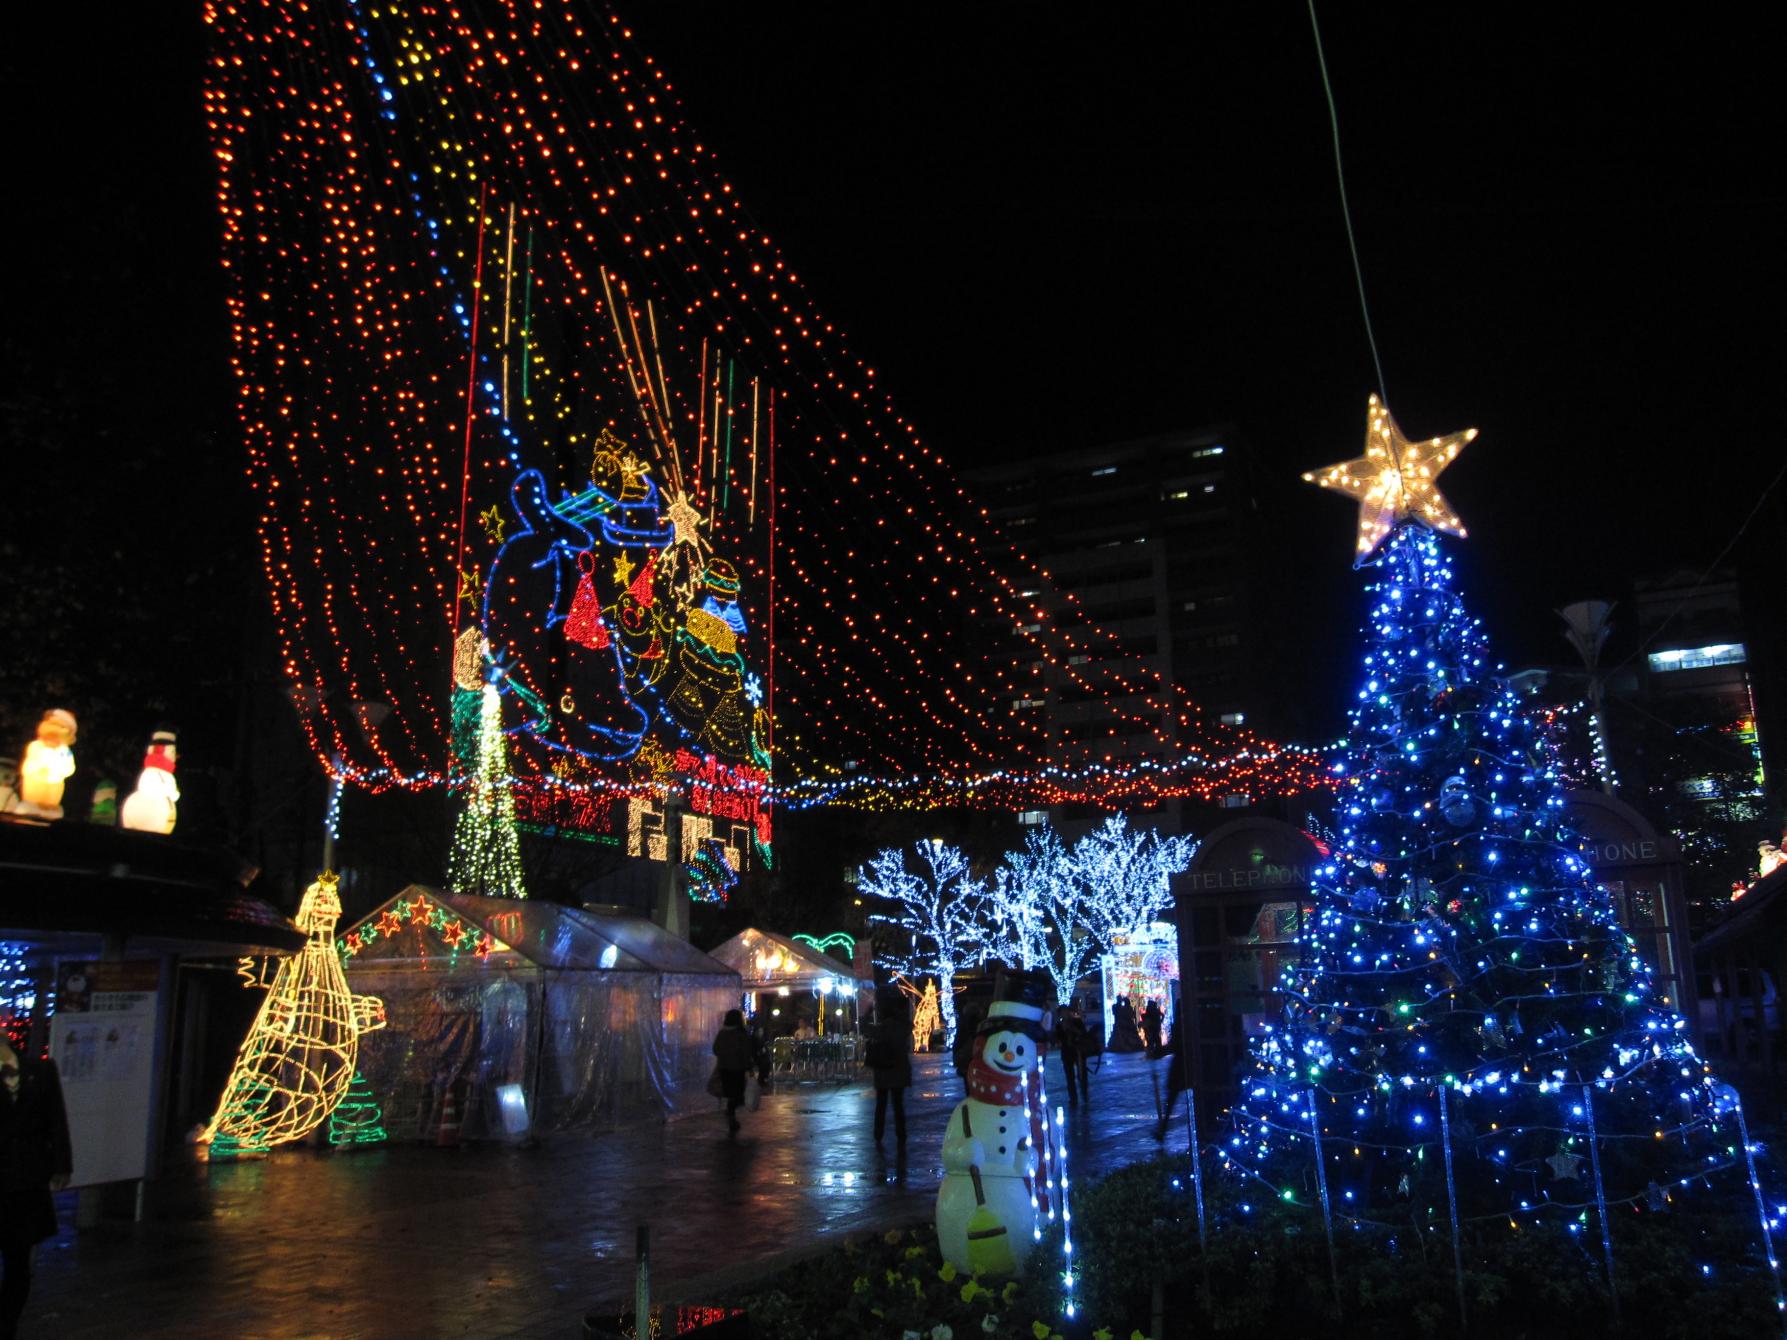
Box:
203;873;387;1154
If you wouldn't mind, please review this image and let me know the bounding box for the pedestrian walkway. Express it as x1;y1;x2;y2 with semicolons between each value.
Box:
26;1051;1183;1338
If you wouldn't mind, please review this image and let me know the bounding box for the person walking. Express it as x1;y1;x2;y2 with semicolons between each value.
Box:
1108;995;1143;1052
1054;999;1091;1103
867;996;913;1146
1140;998;1165;1057
712;1009;756;1135
0;1036;72;1340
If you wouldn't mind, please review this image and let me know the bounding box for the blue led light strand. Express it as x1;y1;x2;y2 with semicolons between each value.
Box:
1581;1083;1620;1322
1306;1084;1342;1314
1721;1084;1787;1332
1437;1083;1467;1329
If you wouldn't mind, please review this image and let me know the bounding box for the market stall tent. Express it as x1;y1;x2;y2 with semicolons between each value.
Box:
339;887;738;1141
708;927;866;993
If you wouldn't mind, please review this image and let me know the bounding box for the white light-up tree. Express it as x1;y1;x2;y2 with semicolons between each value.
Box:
1072;815;1195;944
983;823;1099;1005
986;825;1061;972
984;818;1196;1004
862;839;986;1046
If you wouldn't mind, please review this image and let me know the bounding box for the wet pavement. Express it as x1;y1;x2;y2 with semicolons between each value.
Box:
27;1051;1181;1338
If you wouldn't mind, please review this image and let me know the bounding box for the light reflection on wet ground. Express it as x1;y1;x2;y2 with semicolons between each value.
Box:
32;1051;1180;1337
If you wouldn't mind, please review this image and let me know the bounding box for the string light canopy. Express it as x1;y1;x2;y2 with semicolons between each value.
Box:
202;0;1324;815
1302;395;1477;562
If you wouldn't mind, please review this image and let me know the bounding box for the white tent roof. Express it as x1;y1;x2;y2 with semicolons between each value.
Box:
707;927;864;990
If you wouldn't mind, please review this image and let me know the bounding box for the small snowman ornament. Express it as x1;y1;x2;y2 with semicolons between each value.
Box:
121;730;180;835
936;970;1060;1276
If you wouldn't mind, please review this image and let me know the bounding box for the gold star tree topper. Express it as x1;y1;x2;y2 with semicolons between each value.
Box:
1303;394;1478;561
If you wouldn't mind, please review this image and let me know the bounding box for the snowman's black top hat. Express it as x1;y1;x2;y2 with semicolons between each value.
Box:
978;967;1054;1041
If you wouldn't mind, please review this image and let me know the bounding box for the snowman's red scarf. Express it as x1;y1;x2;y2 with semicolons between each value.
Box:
964;1040;1055;1215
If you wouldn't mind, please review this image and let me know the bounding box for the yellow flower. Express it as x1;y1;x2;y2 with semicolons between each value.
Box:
1033;1323;1052;1340
852;1276;869;1295
960;1280;988;1304
886;1269;901;1287
938;1261;958;1283
1002;1283;1020;1305
1093;1330;1113;1340
1131;1332;1150;1340
906;1246;928;1261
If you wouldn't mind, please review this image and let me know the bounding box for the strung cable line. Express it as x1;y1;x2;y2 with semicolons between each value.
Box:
1307;0;1388;404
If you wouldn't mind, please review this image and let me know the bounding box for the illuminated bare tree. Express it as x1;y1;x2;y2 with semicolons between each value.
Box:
1072;815;1195;944
862;839;986;1046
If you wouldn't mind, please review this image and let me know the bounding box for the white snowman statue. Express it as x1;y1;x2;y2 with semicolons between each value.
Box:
936;971;1060;1276
121;730;180;835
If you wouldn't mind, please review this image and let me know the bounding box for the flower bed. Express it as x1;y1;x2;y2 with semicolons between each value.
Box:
726;1155;1782;1339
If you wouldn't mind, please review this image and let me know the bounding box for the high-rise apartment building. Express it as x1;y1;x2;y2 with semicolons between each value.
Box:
962;426;1272;823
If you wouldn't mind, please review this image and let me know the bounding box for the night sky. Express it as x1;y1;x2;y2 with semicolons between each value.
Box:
6;4;1781;750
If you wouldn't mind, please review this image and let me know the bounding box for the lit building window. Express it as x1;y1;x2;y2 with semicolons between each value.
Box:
1220;712;1246;726
1018;810;1048;826
1648;643;1746;673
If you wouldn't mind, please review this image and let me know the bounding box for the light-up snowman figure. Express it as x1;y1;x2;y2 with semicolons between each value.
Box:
936;973;1061;1275
203;872;386;1154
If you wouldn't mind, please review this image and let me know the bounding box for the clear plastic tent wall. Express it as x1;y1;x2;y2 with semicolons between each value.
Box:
340;889;740;1141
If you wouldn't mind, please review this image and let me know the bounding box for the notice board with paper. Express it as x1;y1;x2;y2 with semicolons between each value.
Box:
49;960;161;1187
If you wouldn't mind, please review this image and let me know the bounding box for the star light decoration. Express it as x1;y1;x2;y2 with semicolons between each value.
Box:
1303;394;1478;561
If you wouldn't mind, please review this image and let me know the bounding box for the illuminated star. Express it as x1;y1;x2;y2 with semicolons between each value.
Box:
375;910;404;937
457;565;481;603
613;553;635;588
664;490;708;552
478;505;505;544
410;899;434;927
1302;394;1477;561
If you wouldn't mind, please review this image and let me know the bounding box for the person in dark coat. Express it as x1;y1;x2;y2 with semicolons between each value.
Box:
868;996;913;1145
1140;999;1165;1056
0;1037;72;1340
1108;995;1143;1052
1053;1000;1092;1103
712;1009;756;1135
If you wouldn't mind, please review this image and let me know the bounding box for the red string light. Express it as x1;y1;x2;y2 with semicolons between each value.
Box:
202;0;1326;813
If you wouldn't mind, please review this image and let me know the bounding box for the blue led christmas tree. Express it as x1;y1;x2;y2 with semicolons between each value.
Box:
1225;400;1778;1305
